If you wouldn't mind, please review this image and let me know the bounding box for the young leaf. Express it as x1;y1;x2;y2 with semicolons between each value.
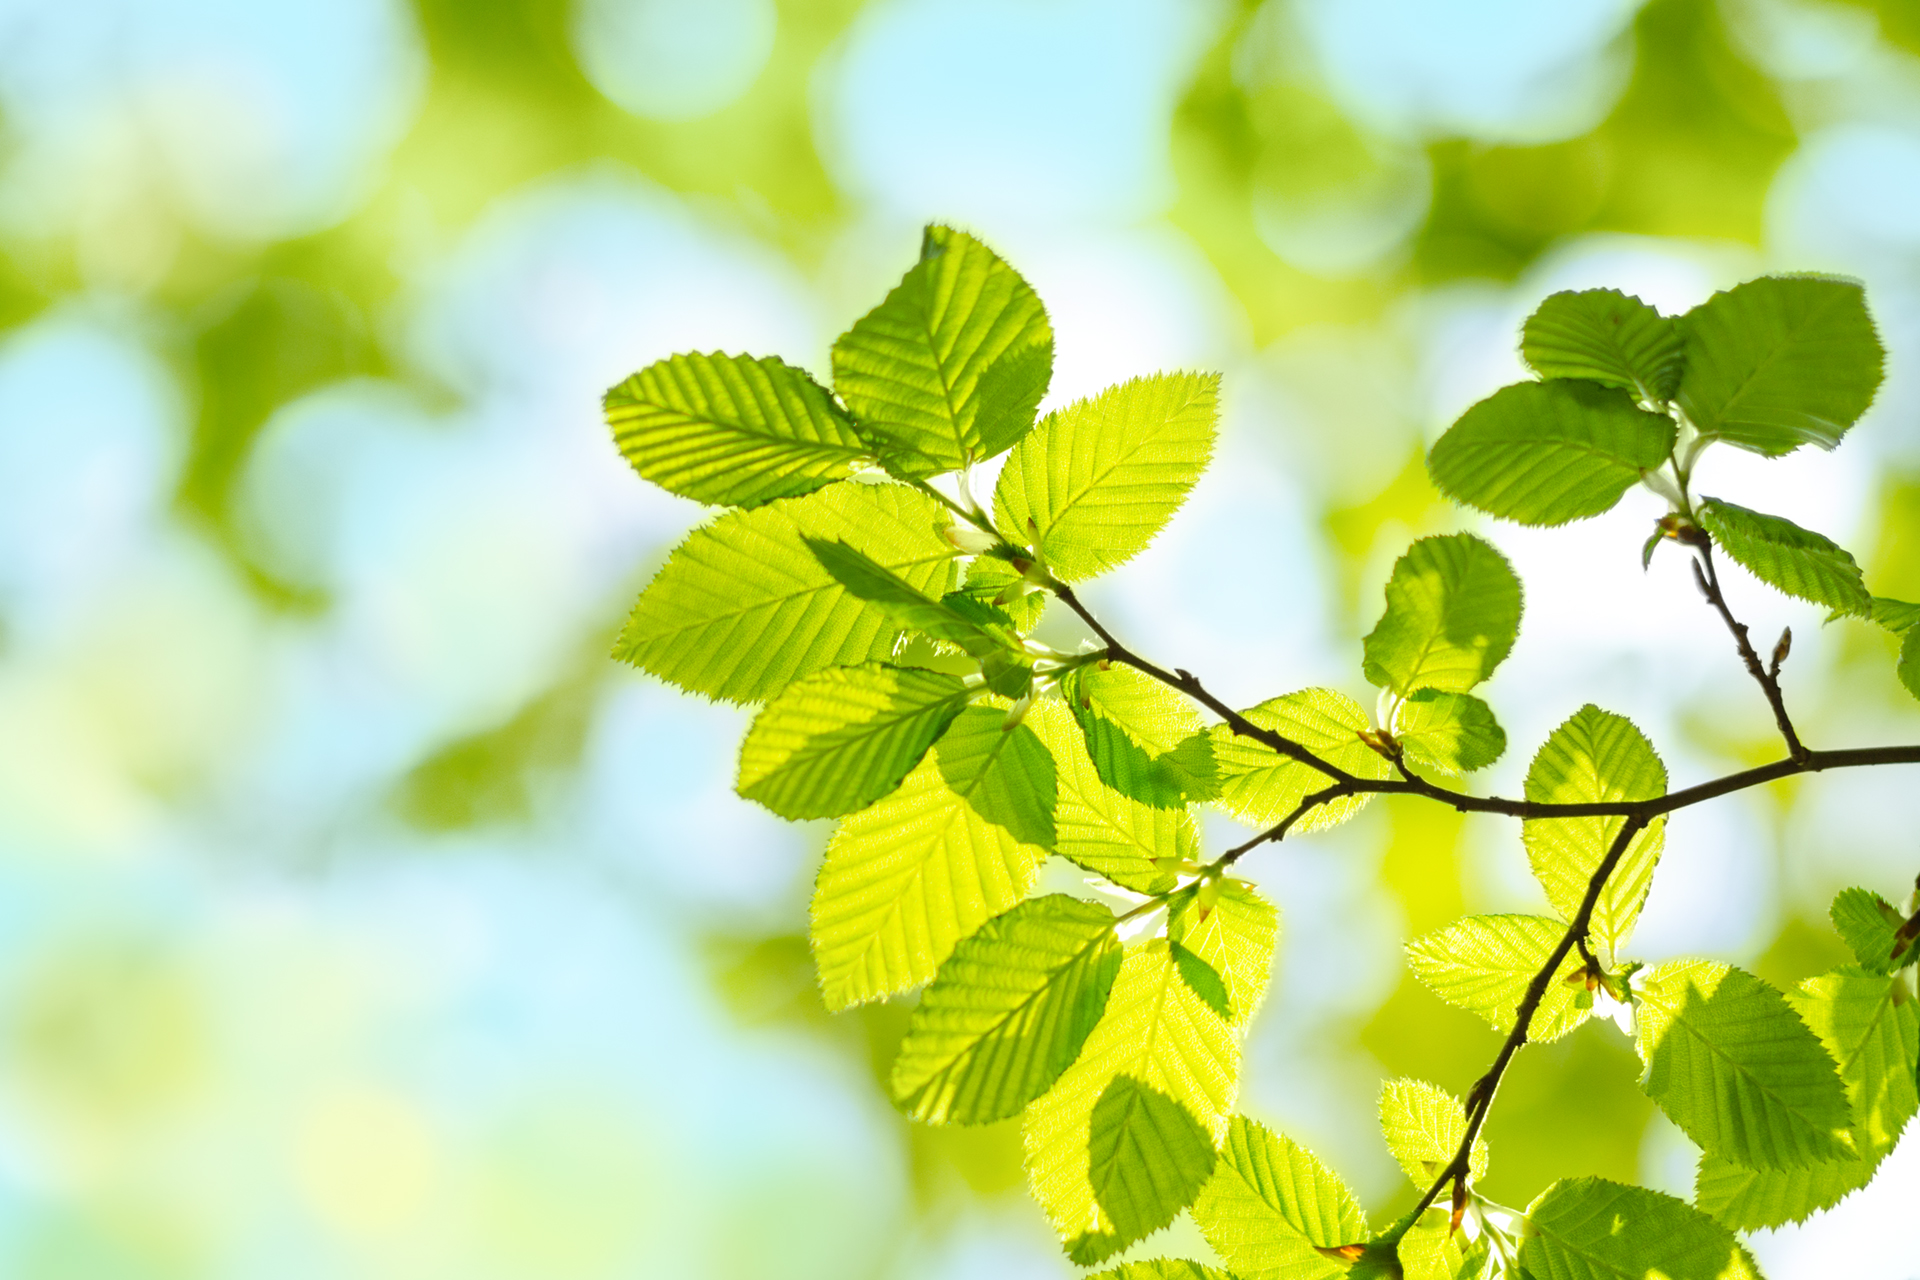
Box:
1060;664;1217;808
994;371;1219;582
1188;1116;1368;1280
1025;940;1240;1266
1404;913;1591;1043
1393;689;1506;775
1901;626;1920;702
1169;879;1279;1028
1030;700;1188;895
1521;288;1685;402
1398;1206;1492;1280
1522;706;1668;963
605;352;870;507
1635;958;1856;1170
1695;966;1918;1228
1208;688;1391;832
1520;1177;1760;1280
804;536;1019;656
1425;380;1676;526
1170;943;1234;1023
1083;1263;1238;1280
1678;274;1884;457
1362;533;1523;696
956;554;1047;631
737;663;971;819
1694;498;1872;617
810;707;1052;1010
1830;887;1918;974
1378;1079;1488;1186
832;224;1053;475
616;483;956;703
890;894;1123;1125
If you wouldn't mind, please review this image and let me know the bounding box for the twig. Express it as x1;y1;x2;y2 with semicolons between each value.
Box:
1687;541;1808;762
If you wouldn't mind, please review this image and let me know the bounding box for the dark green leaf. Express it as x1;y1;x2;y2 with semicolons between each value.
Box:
1900;626;1920;702
1695;498;1871;617
1679;274;1884;456
1522;288;1684;401
1869;596;1920;633
1086;1075;1219;1253
804;536;1017;655
1426;379;1676;526
1520;1178;1759;1280
833;224;1052;474
1030;700;1190;895
605;352;870;507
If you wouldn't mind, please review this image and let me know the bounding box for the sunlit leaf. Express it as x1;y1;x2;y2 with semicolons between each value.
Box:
1029;699;1189;895
1363;534;1522;696
1679;275;1884;456
1695;497;1871;617
1520;1178;1759;1280
1829;887;1918;974
1061;664;1217;807
1393;689;1506;775
1378;1078;1488;1187
616;483;956;702
1426;380;1676;526
890;894;1122;1125
1169;879;1278;1028
1208;689;1390;832
833;224;1053;475
605;352;869;506
804;536;1017;656
1404;913;1590;1043
1522;706;1667;963
1522;288;1685;402
1635;959;1855;1171
995;371;1219;581
737;663;970;819
1189;1116;1367;1280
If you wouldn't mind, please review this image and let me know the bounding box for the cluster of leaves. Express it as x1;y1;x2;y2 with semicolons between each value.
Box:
605;226;1920;1278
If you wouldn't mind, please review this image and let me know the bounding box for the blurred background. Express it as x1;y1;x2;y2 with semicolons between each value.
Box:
0;0;1918;1275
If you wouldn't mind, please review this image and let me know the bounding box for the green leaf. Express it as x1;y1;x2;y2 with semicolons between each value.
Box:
1694;498;1871;617
1696;966;1918;1228
1088;1076;1219;1251
1169;879;1279;1028
1061;664;1218;808
1901;626;1920;702
1522;706;1668;963
803;536;1015;656
832;224;1053;475
1404;913;1591;1043
1171;943;1233;1023
889;894;1122;1125
1398;1207;1492;1280
1678;274;1884;456
1869;595;1920;633
956;555;1047;631
1830;887;1918;974
1362;534;1523;696
1522;289;1685;402
604;352;870;508
1635;958;1856;1170
810;706;1052;1010
994;371;1219;582
1378;1079;1488;1187
616;483;956;703
1084;1263;1240;1280
1392;690;1506;775
1025;940;1240;1266
1189;1116;1368;1280
1520;1177;1759;1280
1030;700;1189;895
737;663;970;819
1208;689;1391;833
1426;380;1676;526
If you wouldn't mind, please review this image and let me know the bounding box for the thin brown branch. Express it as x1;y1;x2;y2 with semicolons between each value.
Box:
1687;541;1808;762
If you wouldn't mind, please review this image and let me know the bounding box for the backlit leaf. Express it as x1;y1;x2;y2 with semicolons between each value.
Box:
1695;966;1918;1228
957;554;1047;631
616;483;955;703
833;224;1052;475
1084;1263;1239;1280
890;894;1122;1125
1169;879;1279;1028
1208;689;1390;833
1678;274;1883;456
1520;1177;1759;1280
1426;379;1676;526
1635;959;1855;1171
804;536;1017;656
1025;940;1239;1265
605;352;869;507
1061;664;1217;808
1830;887;1917;974
1404;913;1590;1043
1030;699;1190;896
1378;1079;1488;1187
737;663;970;819
995;371;1219;581
1393;689;1506;775
1362;534;1523;696
1695;498;1871;617
1522;706;1668;963
811;706;1052;1009
1522;288;1684;402
1189;1116;1368;1280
